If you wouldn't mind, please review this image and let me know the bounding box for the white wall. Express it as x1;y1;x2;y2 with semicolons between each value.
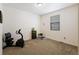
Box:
40;4;79;46
3;5;40;42
0;3;2;55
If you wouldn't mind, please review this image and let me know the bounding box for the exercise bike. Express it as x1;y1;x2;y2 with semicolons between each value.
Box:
4;29;24;49
15;29;24;48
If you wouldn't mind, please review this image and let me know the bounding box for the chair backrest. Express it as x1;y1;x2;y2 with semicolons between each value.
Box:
5;32;11;39
38;33;43;36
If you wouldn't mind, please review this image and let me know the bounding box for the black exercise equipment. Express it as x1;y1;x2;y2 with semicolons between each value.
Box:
3;29;24;49
15;29;24;48
5;32;14;47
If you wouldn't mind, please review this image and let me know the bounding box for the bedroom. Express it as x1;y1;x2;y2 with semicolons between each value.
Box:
0;3;79;55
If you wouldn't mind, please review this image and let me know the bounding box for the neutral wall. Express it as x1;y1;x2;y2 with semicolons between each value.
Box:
0;3;2;55
3;5;40;42
40;5;79;46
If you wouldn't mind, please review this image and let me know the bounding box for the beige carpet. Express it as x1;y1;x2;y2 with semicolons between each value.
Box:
3;39;78;55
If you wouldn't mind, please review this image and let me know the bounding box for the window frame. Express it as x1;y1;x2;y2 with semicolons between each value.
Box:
50;15;60;31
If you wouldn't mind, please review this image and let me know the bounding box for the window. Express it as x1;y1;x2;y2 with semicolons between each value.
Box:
50;15;60;31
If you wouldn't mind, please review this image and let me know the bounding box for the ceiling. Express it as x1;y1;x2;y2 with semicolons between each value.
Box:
3;3;76;15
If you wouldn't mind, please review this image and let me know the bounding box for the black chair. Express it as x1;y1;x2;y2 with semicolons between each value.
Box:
38;33;45;40
5;32;14;47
